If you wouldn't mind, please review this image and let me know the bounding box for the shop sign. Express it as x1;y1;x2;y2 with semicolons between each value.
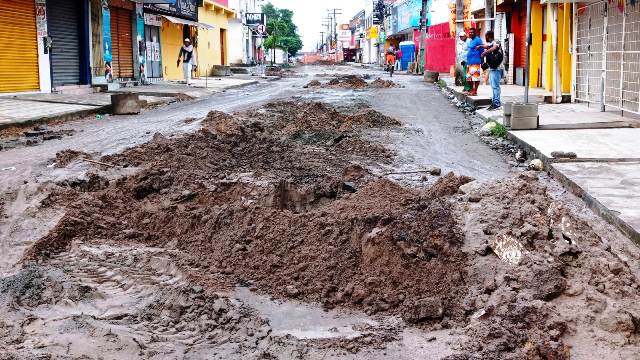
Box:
246;13;266;27
144;0;197;21
35;0;47;37
144;13;162;26
369;25;379;40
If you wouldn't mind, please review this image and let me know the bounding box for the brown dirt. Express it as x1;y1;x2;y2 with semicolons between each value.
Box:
306;76;401;89
19;100;640;358
370;78;402;88
304;79;322;88
449;173;640;359
54;149;92;168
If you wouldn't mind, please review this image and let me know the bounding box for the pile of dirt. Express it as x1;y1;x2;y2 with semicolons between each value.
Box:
305;76;401;89
22;99;640;358
327;75;369;89
303;79;322;88
54;149;92;168
370;78;402;88
448;173;640;359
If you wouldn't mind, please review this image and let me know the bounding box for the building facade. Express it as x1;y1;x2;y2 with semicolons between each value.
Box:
0;0;236;94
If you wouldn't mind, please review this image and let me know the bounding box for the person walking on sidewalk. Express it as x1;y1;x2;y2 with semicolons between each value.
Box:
456;31;471;92
395;47;403;71
466;28;484;96
177;38;197;86
479;31;504;110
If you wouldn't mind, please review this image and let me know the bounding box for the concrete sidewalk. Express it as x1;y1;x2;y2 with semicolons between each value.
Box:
444;80;640;243
441;75;550;106
0;77;261;129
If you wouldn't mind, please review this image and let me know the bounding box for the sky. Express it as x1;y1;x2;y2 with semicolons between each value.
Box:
266;0;367;52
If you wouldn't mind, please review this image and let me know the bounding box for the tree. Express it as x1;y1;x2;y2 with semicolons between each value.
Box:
261;2;303;63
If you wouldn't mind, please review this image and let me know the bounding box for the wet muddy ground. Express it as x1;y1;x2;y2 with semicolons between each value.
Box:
1;65;639;359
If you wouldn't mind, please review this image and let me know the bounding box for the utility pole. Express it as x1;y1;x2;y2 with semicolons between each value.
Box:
524;0;531;103
329;8;342;49
418;0;429;74
320;31;325;54
324;16;333;52
374;0;385;66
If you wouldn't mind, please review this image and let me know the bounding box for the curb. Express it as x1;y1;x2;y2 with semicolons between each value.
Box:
444;84;492;107
0;105;110;130
506;131;640;245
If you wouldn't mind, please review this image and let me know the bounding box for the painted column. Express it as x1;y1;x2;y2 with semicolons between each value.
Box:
35;0;52;93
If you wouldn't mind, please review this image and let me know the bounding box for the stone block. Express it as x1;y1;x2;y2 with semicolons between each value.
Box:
512;103;538;118
111;93;141;115
424;71;439;82
511;115;538;130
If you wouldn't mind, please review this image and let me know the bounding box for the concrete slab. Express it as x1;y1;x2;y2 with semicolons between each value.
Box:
114;78;259;99
10;93;115;106
0;99;97;127
552;161;640;243
510;128;640;161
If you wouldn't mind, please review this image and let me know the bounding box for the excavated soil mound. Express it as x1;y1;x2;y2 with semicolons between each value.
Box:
304;80;322;88
23;101;640;358
25;101;473;327
370;78;402;88
307;76;401;89
327;75;369;89
54;149;92;168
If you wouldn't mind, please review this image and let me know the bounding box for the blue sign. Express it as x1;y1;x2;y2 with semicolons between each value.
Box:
103;5;112;63
396;0;432;32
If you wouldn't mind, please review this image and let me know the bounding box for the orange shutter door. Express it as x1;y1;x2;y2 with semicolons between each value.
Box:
0;0;40;93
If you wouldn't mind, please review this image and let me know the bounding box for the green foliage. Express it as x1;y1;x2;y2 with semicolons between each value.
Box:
490;122;508;138
261;2;303;56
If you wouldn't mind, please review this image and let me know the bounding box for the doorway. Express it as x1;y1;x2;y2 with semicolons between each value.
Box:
220;29;226;65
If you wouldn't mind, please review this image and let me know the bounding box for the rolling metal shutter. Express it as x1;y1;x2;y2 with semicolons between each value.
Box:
110;6;134;79
0;0;40;93
48;0;81;87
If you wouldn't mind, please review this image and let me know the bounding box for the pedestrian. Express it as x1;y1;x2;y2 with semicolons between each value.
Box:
456;31;471;92
466;28;484;96
385;46;396;76
479;30;504;110
395;47;403;71
177;38;197;86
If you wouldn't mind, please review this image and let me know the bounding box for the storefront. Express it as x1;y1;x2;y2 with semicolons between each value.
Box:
0;0;41;93
108;0;135;79
143;13;162;79
46;0;90;88
144;0;210;81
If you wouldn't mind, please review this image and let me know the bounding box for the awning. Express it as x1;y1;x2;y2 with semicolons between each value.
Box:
161;15;214;30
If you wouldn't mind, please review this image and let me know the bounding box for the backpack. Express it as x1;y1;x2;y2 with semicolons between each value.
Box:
486;45;504;69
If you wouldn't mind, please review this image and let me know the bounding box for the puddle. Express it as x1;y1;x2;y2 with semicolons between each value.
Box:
232;286;381;340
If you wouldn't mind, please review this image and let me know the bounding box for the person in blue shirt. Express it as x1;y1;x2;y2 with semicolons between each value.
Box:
465;28;484;96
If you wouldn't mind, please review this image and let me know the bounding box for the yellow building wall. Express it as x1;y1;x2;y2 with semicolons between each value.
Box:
558;3;572;94
545;5;554;91
542;4;573;93
529;1;544;88
198;3;233;74
160;19;186;81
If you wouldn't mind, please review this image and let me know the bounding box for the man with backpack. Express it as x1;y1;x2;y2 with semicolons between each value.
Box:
478;31;504;110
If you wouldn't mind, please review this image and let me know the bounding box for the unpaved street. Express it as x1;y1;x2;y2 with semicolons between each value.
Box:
1;66;639;359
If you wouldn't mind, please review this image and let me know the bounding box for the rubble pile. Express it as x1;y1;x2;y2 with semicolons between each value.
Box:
19;100;640;358
304;76;402;89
